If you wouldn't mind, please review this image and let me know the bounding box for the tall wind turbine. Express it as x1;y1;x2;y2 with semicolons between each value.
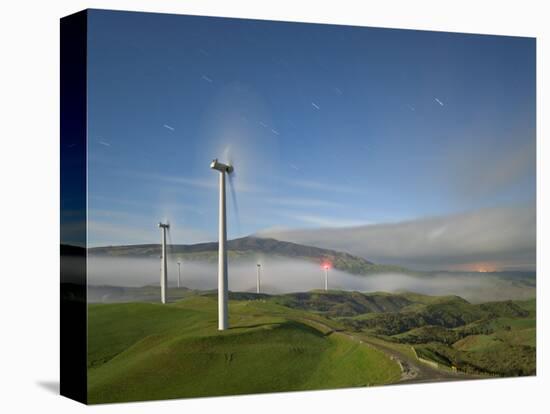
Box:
158;222;170;304
210;158;234;330
256;263;261;294
177;260;181;288
323;264;329;291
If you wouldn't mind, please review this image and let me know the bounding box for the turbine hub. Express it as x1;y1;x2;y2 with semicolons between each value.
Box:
210;158;233;173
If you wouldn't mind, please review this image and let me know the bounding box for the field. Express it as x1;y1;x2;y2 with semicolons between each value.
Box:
87;294;401;404
87;290;536;404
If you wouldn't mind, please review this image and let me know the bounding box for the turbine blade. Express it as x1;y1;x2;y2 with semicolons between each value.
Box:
227;173;241;236
222;145;231;165
166;226;175;287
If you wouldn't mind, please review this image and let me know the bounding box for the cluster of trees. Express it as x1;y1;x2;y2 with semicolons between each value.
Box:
341;300;530;336
415;342;535;377
273;291;412;317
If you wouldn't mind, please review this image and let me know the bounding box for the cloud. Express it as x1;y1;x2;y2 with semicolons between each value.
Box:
286;178;357;194
88;256;533;303
277;213;371;228
257;205;535;271
163;124;175;131
451;139;535;199
265;196;342;209
117;169;259;194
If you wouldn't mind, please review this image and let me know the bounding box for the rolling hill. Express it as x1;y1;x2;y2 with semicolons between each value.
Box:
87;294;401;403
86;289;535;403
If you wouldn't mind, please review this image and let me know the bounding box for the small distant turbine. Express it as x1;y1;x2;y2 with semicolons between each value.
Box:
210;158;234;331
177;260;182;288
256;263;262;294
323;264;330;291
158;222;170;303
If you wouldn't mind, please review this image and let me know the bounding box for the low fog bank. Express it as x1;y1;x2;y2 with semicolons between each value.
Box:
88;256;535;303
257;206;536;271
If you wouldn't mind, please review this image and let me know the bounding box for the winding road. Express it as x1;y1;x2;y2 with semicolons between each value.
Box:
294;315;481;384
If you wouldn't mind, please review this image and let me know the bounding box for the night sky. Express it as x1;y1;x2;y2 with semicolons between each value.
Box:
83;10;535;270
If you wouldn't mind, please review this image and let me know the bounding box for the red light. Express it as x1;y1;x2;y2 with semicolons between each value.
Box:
321;261;332;270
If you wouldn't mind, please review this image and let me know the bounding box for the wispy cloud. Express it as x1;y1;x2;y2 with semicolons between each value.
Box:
282;214;370;228
287;178;357;194
201;74;213;83
98;140;111;147
119;169;260;194
163;124;175;131
137;171;216;190
266;196;342;209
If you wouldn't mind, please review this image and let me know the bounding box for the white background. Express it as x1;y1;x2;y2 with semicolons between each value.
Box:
0;0;548;412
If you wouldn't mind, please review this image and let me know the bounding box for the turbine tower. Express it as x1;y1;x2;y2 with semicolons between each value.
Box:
324;264;329;291
210;158;234;330
256;263;261;294
177;260;181;288
158;222;170;304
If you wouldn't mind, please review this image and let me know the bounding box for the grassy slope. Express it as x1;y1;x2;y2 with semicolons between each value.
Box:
278;291;536;377
410;299;536;376
87;296;400;404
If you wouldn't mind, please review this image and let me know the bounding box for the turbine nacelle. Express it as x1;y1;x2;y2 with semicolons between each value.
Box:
158;222;170;229
210;158;233;174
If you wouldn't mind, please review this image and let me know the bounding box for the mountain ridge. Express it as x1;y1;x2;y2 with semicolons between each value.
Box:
88;236;409;275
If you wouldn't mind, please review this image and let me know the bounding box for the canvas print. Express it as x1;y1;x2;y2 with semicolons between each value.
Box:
60;9;536;404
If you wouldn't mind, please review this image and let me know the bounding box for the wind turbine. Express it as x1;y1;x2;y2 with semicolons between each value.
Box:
158;222;170;303
256;263;261;294
177;260;181;288
323;264;329;291
210;158;234;330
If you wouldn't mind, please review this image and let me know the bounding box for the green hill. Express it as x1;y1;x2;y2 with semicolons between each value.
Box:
87;289;536;403
321;293;537;377
87;294;401;404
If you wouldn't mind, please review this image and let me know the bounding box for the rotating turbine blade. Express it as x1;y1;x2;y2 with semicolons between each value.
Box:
222;145;242;236
227;168;241;236
166;223;175;286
